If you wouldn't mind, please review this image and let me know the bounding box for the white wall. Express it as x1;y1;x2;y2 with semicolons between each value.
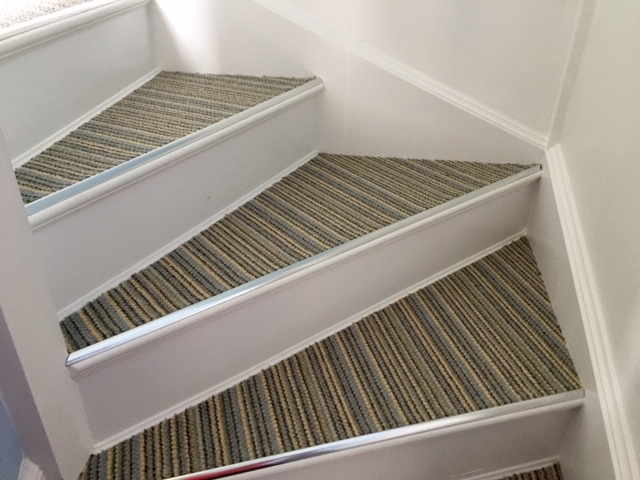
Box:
558;2;640;476
155;0;544;164
0;133;93;479
156;0;582;147
559;0;640;476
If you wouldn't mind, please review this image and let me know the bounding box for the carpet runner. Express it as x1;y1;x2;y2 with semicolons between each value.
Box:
14;72;313;204
78;238;580;479
497;463;564;480
60;154;532;352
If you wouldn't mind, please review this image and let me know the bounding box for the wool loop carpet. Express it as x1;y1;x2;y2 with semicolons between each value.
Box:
60;154;532;352
15;72;313;204
78;238;580;479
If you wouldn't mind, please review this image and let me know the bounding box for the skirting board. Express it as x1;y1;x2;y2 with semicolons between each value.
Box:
253;0;548;149
546;145;639;479
12;68;160;169
19;458;45;480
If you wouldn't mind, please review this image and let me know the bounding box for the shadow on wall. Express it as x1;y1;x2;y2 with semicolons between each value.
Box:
0;395;22;480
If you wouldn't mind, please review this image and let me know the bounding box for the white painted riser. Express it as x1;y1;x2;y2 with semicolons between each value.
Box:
30;88;322;317
220;401;580;480
70;175;539;449
0;0;154;166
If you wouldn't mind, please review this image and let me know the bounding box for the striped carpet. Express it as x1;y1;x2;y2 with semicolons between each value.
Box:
78;238;580;480
60;154;531;352
497;463;564;480
0;0;98;29
14;72;313;204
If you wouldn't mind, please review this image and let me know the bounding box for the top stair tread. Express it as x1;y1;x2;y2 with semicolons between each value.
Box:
14;71;314;204
0;0;97;29
60;154;533;352
78;238;580;479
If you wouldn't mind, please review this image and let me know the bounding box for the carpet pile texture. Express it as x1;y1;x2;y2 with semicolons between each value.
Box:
15;72;313;204
78;238;580;479
60;154;531;351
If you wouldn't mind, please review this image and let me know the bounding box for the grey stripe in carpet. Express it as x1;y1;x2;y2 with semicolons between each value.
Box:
497;463;564;480
78;238;580;479
0;0;98;29
14;72;313;204
60;154;532;352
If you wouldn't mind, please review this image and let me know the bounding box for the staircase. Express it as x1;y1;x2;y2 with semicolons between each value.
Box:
3;2;586;480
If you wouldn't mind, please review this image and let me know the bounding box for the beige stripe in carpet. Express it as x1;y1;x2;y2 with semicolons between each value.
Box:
14;72;313;204
78;238;580;479
60;154;533;352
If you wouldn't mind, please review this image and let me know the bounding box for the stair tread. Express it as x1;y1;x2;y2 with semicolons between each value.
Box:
0;0;97;29
496;463;564;480
78;237;580;479
60;154;532;352
14;71;314;205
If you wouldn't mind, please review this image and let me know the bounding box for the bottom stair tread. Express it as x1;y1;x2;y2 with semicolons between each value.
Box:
497;463;564;480
79;237;580;480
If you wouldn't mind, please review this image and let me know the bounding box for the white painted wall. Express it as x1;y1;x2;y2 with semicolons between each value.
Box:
558;1;640;476
0;133;93;479
0;1;155;165
156;0;582;147
154;0;544;163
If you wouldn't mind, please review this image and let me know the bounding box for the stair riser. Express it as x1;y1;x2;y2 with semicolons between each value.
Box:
201;403;577;480
0;1;154;166
73;177;538;448
31;91;322;317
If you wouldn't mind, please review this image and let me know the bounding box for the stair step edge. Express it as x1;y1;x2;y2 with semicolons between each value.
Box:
27;77;325;227
0;0;149;59
166;390;583;480
66;166;541;373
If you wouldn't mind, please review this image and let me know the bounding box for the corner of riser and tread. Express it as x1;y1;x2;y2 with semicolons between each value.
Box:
29;81;324;319
2;0;156;168
71;171;541;450
92;392;584;479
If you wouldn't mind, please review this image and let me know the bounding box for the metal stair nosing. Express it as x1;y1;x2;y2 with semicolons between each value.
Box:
70;167;542;450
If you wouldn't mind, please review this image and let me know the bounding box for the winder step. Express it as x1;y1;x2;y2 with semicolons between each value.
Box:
77;238;581;480
14;71;314;209
60;154;536;353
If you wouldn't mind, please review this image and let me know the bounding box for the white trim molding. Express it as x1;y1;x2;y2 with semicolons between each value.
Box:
12;68;160;169
547;145;640;480
0;0;150;60
19;458;45;480
253;0;548;149
168;393;583;480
